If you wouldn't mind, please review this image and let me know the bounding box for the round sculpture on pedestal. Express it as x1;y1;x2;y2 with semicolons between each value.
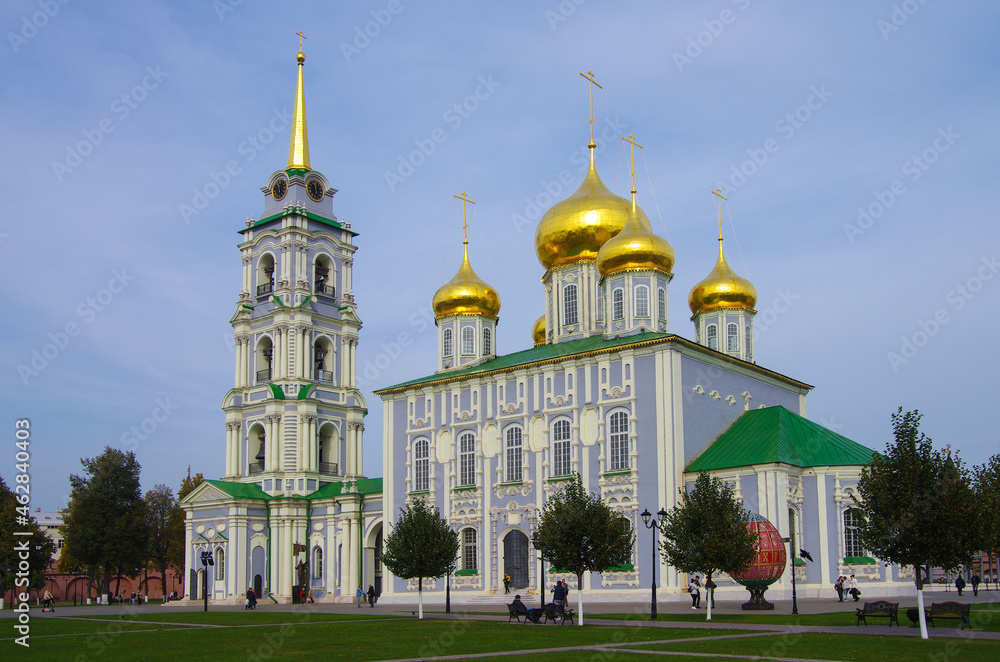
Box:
729;513;786;610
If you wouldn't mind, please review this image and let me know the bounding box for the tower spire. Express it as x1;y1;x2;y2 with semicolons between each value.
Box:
287;32;311;170
579;70;603;162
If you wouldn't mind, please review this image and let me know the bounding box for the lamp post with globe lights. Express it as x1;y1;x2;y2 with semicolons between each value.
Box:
640;508;668;619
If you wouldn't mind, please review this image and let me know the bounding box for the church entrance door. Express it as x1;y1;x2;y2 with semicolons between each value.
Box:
254;574;262;598
503;530;529;589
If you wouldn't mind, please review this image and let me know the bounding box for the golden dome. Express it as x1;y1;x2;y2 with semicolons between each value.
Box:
534;152;641;270
531;314;546;346
688;239;757;315
596;202;674;277
432;247;501;320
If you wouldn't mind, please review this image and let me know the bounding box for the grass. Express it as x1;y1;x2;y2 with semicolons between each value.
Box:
7;609;998;661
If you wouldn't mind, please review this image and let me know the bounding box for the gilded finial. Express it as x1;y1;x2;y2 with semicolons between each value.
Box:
579;70;603;154
453;191;476;255
288;31;310;169
621;133;644;209
710;187;728;243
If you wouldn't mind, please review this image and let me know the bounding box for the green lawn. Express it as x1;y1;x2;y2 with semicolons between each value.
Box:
7;611;997;661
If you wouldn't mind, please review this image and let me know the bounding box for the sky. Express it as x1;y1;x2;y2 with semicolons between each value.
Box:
3;1;998;512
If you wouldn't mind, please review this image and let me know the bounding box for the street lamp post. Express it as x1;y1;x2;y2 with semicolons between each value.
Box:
780;536;812;615
640;508;668;620
200;550;214;612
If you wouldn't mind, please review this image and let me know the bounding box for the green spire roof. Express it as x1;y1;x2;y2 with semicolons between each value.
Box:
686;406;876;472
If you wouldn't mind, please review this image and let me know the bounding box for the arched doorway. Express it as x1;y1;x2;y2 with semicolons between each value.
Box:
503;530;529;589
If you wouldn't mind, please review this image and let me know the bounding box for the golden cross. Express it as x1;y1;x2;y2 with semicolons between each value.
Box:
621;133;644;200
296;31;307;49
711;187;728;240
579;70;603;148
453;191;476;245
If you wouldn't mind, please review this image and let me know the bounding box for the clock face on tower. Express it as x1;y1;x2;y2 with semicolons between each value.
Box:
272;177;288;201
306;178;324;202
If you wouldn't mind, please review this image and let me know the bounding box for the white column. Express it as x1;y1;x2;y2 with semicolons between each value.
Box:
267;417;277;472
338;518;350;595
349;512;360;592
281;515;293;597
184;517;193;599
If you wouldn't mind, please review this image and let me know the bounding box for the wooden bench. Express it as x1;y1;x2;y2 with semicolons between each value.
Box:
507;603;528;623
542;603;575;625
855;600;899;627
928;602;971;630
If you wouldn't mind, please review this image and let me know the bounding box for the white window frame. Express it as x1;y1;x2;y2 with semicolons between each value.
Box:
482;327;492;356
745;324;752;358
504;426;523;482
462;528;478;571
414;438;430;491
459;432;476;487
657;287;666;321
706;323;718;350
215;547;225;581
552;419;571;477
635;285;649;318
727;322;739;352
612;288;625;320
843;508;865;558
442;329;453;358
313;546;323;579
563;284;578;325
608;411;629;471
461;326;475;355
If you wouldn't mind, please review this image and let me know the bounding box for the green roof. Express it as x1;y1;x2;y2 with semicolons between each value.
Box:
239;209;355;236
376;332;676;393
686;406;876;472
205;477;382;501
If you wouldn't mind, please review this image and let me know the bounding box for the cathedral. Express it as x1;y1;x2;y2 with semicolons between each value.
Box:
182;49;908;606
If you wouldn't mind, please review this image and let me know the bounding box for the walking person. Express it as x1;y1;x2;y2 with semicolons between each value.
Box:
956;575;966;596
835;576;845;602
848;574;860;601
367;584;375;608
689;576;701;609
972;573;981;596
503;572;511;594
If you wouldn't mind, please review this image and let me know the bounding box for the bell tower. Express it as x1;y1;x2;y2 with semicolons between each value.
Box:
222;42;367;496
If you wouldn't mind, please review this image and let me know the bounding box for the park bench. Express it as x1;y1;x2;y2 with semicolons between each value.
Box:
542;603;575;625
928;602;971;630
855;600;899;627
507;603;528;623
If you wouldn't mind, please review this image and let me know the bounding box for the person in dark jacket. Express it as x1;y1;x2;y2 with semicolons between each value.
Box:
367;584;376;607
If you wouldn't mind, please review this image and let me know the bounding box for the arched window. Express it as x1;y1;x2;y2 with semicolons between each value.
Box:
482;327;492;356
413;439;430;491
596;285;605;321
727;323;739;352
706;324;718;350
256;337;273;382
313;547;323;579
442;329;453;358
459;432;476;487
635;285;649;318
256;254;275;296
563;284;578;325
552;419;571;477
314;256;335;297
505;426;523;482
462;528;478;571
608;411;629;471
313;338;333;382
745;324;752;359
612;288;625;320
657;288;667;321
843;508;864;558
461;327;475;355
215;547;225;581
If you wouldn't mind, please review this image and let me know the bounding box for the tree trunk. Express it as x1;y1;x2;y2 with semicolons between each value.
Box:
417;577;423;619
915;566;929;639
706;571;713;621
576;571;583;626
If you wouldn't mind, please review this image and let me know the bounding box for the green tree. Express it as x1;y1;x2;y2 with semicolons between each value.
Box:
380;498;459;619
144;484;177;600
531;473;633;625
0;476;56;601
166;470;203;572
61;447;148;599
855;408;978;639
659;471;757;620
974;454;1000;586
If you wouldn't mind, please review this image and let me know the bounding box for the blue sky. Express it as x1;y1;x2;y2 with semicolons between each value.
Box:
3;1;998;511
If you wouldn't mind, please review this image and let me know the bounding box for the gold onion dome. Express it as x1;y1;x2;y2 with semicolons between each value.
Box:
688;239;757;315
534;157;647;270
432;247;501;320
531;314;546;346
596;202;674;277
